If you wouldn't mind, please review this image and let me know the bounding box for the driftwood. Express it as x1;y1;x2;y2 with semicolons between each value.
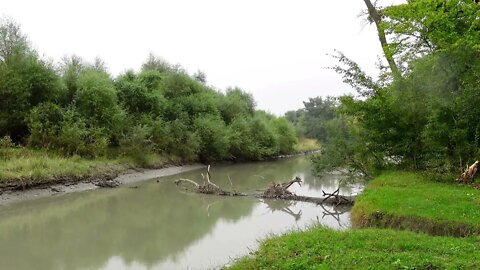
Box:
262;176;302;198
174;165;246;196
457;160;479;183
175;166;356;206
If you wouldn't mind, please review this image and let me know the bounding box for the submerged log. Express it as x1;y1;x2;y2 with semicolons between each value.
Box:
175;166;357;206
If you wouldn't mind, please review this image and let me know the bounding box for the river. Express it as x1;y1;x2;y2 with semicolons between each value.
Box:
0;156;362;270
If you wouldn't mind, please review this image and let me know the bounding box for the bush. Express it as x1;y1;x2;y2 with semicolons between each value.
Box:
119;124;154;165
271;118;298;154
249;115;279;158
194;116;231;161
27;102;64;148
151;119;200;161
76;68;120;129
28;106;109;157
0;136;14;148
57;114;109;158
115;71;165;117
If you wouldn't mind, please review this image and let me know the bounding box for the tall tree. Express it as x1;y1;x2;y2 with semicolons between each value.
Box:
363;0;401;79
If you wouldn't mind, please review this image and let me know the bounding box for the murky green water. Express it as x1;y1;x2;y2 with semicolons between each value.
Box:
0;157;361;270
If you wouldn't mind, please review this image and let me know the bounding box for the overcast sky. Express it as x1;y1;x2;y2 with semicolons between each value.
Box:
3;0;404;115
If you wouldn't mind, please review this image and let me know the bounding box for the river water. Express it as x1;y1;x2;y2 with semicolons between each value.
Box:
0;156;362;270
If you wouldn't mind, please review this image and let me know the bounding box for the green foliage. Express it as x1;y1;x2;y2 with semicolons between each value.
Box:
27;102;64;148
249;114;280;158
311;1;480;176
219;87;255;124
0;51;62;139
271;118;297;154
284;109;306;137
0;18;299;164
76;68;121;129
383;0;480;62
154;119;201;161
119;125;154;165
115;71;165;117
194;116;231;161
59;55;85;104
0;136;14;148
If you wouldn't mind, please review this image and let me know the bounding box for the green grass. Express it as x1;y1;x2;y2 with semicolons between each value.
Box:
0;147;175;188
352;171;480;236
228;227;480;270
294;138;320;153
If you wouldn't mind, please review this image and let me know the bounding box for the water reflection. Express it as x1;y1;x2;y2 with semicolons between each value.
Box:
0;156;361;270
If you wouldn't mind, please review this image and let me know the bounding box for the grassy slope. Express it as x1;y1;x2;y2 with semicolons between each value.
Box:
0;147;173;188
352;171;480;236
228;227;480;270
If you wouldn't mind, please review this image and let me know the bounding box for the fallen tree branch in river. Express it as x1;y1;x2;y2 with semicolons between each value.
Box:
174;165;246;196
174;166;356;206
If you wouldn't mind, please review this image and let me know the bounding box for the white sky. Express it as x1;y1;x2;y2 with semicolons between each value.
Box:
2;0;403;115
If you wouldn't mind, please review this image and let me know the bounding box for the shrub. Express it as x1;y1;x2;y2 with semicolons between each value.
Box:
27;102;64;148
271;118;298;154
76;68;120;128
119;124;154;165
194;116;231;161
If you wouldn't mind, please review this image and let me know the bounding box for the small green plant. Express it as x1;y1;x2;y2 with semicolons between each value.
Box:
0;136;15;148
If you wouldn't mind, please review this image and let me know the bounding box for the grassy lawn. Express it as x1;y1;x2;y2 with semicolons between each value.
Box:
0;147;172;188
352;171;480;236
228;227;480;270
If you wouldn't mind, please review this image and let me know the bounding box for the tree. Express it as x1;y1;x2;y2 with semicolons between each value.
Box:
193;70;207;84
0;18;62;139
302;97;336;141
0;18;29;64
362;0;401;78
60;55;85;104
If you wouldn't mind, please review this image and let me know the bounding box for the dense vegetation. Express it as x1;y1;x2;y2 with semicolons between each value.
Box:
0;18;299;168
286;0;480;179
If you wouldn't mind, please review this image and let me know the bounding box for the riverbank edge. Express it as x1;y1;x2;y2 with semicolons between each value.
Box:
226;227;480;269
226;171;480;269
0;149;319;206
351;171;480;237
0;163;205;206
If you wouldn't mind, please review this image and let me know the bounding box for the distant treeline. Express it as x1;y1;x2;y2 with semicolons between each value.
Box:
0;18;297;162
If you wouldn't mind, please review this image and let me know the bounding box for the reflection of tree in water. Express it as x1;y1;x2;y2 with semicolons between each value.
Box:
0;181;256;270
261;199;302;221
318;204;351;229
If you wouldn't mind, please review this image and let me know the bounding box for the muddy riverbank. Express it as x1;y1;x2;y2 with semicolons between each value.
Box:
0;164;204;206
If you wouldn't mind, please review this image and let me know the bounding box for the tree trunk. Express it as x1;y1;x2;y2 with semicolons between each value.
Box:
363;0;401;79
